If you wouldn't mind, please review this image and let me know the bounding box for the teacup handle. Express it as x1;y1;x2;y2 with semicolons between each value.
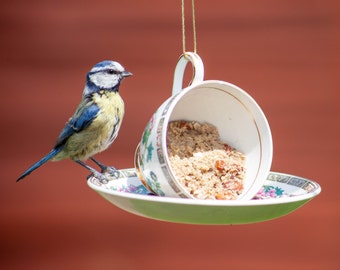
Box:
172;52;204;96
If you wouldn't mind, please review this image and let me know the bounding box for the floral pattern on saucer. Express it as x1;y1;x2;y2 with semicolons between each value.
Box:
90;169;318;201
253;185;288;200
110;184;151;195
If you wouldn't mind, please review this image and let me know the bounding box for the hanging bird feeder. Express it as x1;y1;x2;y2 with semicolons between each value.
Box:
87;0;321;224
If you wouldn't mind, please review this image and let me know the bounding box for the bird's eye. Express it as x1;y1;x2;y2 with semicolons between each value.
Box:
107;69;117;75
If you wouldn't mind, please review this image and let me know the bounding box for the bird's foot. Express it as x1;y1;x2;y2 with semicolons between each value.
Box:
87;170;109;184
90;157;120;179
76;160;109;184
102;166;120;179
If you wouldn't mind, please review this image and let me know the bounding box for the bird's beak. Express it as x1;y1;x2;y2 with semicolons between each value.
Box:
122;70;133;77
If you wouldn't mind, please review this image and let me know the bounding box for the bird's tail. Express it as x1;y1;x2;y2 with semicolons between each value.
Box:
17;148;61;182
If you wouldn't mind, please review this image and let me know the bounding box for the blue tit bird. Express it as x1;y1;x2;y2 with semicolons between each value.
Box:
17;60;132;182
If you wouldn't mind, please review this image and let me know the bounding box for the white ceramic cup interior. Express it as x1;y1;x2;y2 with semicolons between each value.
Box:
167;80;273;200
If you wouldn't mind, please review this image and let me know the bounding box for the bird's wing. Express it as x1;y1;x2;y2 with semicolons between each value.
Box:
54;101;100;148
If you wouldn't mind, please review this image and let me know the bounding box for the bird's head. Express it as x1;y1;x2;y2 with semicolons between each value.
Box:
84;60;132;95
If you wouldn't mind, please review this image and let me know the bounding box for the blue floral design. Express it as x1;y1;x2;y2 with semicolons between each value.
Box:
110;184;151;195
146;171;165;196
146;143;154;162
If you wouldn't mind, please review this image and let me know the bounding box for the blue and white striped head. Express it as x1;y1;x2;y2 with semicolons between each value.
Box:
84;60;132;95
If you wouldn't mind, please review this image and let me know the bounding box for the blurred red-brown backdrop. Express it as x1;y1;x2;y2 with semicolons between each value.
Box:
1;0;339;269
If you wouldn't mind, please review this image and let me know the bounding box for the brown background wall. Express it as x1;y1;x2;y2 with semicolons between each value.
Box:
1;0;339;269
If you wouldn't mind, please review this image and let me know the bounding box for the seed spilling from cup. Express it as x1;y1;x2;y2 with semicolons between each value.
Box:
167;120;246;200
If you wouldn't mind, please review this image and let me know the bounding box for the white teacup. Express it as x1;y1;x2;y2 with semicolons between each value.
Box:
135;52;273;200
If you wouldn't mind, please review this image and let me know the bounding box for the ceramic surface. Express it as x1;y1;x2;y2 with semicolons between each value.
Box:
135;53;273;200
88;169;321;225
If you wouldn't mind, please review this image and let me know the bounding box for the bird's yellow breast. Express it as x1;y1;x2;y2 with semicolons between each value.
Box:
56;91;125;161
92;91;125;125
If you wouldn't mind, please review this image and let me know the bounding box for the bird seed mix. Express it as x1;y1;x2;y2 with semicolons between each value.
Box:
167;120;246;200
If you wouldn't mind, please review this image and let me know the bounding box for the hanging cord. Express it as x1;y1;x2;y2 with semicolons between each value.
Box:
181;0;197;54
